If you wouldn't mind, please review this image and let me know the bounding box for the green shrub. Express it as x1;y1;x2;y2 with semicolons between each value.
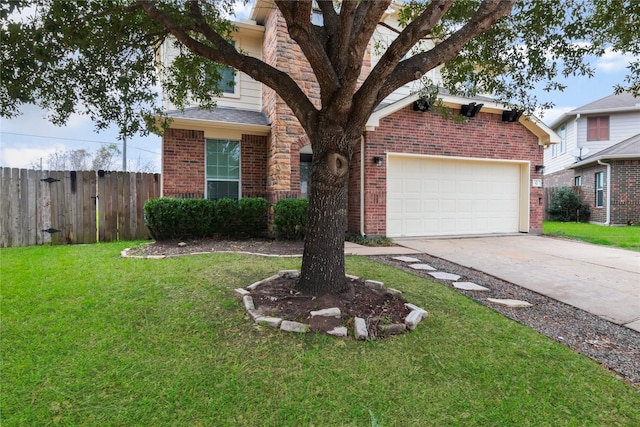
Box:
547;187;590;222
144;198;216;240
144;197;269;241
215;198;241;237
238;197;269;238
274;198;308;240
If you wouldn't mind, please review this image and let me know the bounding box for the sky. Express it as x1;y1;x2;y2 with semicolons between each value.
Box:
0;2;637;172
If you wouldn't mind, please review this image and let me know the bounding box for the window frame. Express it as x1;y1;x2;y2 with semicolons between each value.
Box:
595;171;604;208
557;125;566;154
574;176;582;186
587;116;609;141
205;138;241;200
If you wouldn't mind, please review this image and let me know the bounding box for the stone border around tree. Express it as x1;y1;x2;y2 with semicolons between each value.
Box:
235;270;429;340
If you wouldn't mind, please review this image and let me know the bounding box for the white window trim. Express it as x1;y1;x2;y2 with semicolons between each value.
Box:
205;139;242;200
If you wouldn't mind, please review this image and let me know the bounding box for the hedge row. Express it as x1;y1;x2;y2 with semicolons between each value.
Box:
144;197;309;241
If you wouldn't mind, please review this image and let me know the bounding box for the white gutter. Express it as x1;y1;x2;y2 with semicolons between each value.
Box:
597;159;611;225
360;136;366;237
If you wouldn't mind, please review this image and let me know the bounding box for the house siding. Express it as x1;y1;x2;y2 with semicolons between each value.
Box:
352;106;544;235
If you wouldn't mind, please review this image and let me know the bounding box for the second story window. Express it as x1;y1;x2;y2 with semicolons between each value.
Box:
587;116;609;141
558;125;566;153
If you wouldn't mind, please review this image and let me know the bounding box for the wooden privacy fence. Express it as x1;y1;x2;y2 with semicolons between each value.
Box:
0;168;161;247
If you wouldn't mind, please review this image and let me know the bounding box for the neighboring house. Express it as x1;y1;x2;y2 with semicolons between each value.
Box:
158;2;559;237
544;92;640;225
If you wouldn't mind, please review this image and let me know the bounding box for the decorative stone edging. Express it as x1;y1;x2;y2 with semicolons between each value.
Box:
236;269;429;340
120;247;302;259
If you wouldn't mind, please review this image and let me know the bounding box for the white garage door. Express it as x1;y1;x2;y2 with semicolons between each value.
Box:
387;155;524;237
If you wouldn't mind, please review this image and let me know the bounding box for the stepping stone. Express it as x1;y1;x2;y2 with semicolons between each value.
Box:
393;256;422;263
409;263;436;271
428;272;461;281
453;282;490;291
487;298;532;308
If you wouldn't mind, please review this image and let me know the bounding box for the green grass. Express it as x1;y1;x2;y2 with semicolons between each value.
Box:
544;221;640;251
2;242;639;426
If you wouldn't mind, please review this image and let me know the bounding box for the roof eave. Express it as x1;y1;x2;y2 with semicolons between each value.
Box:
570;153;640;169
167;116;271;136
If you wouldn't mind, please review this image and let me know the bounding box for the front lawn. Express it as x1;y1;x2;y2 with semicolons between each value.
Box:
543;221;640;251
2;242;639;426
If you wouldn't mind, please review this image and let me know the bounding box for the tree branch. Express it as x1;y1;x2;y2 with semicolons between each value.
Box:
136;0;318;129
275;0;341;99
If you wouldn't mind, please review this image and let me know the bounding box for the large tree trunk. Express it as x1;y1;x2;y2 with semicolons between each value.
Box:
297;133;353;295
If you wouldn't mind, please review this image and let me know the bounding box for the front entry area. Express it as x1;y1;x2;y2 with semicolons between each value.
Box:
386;155;530;237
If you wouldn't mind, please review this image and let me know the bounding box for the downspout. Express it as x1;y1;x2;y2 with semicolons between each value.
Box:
597;159;611;225
360;136;366;236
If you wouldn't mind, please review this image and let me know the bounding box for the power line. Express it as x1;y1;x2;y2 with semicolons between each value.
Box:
0;131;161;155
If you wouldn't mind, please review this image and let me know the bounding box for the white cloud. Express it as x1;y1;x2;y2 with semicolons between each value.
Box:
536;106;575;127
233;1;254;20
0;143;66;169
595;48;638;73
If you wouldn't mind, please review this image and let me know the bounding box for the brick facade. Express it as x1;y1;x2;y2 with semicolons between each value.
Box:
162;128;206;198
574;160;640;225
162;128;268;200
351;107;544;235
161;11;552;236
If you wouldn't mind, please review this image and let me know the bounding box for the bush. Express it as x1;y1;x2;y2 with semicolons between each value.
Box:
215;198;241;237
144;198;216;240
238;197;269;238
144;197;269;240
274;198;308;240
547;187;590;222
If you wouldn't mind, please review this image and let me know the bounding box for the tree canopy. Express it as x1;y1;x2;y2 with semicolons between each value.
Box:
2;0;638;292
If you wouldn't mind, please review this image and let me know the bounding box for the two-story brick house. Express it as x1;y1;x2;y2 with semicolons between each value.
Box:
544;92;640;225
159;2;559;237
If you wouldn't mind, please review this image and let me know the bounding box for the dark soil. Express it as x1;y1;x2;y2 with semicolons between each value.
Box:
250;275;410;336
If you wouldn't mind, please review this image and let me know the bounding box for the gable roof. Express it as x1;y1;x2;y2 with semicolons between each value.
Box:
550;92;640;128
571;133;640;168
366;91;560;146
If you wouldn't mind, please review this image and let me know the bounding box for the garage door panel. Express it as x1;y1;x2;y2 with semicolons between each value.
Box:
387;156;524;237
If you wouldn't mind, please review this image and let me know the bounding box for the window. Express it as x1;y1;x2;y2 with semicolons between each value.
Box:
595;172;604;207
574;176;582;186
557;125;566;154
219;65;236;94
587;116;609;141
206;139;240;200
551;143;557;158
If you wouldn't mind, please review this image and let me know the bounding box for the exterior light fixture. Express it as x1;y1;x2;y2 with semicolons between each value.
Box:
373;156;383;166
535;165;545;173
502;110;523;122
413;98;432;112
460;102;484;118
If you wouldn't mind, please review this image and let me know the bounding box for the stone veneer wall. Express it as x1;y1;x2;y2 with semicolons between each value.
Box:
354;107;545;235
261;8;372;208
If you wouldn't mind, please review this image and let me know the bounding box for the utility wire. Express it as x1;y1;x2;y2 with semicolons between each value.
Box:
0;131;161;155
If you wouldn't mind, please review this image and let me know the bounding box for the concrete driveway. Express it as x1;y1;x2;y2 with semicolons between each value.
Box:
394;235;640;332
